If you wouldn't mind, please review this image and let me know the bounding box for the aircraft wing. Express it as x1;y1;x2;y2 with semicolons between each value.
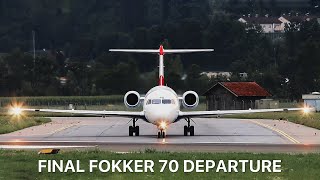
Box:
178;108;311;118
16;108;144;118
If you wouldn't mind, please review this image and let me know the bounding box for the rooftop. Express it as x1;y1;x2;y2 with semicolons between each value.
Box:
240;17;282;24
204;82;271;97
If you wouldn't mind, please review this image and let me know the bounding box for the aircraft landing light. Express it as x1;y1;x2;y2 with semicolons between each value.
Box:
303;107;311;114
159;121;167;130
10;107;22;116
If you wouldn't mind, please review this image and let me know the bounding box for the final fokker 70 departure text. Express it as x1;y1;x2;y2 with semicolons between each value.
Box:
38;159;282;173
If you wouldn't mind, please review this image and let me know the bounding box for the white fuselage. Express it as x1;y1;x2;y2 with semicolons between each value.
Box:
143;86;180;129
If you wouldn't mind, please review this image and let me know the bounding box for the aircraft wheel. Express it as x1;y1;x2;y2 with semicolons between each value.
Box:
162;131;166;138
184;126;188;136
158;131;161;138
190;126;194;136
129;126;134;136
135;126;140;136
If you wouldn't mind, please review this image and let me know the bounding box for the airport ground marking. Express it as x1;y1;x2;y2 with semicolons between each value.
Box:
1;123;76;137
0;145;92;149
48;124;76;135
249;120;300;144
0;140;301;145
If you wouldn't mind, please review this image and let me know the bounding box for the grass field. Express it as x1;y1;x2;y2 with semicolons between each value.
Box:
0;116;51;134
0;150;319;179
224;111;320;130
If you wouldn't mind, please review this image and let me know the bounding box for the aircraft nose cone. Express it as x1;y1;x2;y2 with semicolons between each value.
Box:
146;107;178;124
153;110;169;120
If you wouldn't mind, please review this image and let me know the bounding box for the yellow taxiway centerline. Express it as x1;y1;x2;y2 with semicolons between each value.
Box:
49;124;75;135
250;120;300;144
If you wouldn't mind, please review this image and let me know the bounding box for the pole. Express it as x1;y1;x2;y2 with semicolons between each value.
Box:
32;30;36;89
32;30;35;66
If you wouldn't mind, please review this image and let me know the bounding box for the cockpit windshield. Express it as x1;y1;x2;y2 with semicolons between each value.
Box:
152;99;161;104
162;99;172;104
146;99;175;105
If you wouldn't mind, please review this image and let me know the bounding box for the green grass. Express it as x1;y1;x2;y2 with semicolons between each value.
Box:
225;111;320;130
0;116;51;134
0;150;319;179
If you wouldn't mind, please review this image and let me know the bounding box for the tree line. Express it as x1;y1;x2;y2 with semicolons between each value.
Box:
0;0;319;99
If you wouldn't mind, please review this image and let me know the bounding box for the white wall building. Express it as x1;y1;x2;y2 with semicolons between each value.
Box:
238;16;285;33
239;16;319;33
200;71;232;79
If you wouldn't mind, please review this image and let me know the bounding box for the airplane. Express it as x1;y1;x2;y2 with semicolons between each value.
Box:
9;45;313;138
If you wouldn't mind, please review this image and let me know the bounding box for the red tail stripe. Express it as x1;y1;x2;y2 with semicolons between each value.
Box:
159;45;164;55
159;75;164;86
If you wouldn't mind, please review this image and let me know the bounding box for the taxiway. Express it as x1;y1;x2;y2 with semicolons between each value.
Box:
0;117;319;152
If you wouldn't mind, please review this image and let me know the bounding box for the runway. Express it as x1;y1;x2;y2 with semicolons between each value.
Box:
1;117;320;152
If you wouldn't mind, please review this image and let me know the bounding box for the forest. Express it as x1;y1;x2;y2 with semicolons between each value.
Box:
0;0;319;99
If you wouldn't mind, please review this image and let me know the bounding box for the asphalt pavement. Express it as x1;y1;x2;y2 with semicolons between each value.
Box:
1;117;319;152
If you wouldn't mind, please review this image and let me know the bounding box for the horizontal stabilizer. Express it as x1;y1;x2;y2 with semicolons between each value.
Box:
164;49;214;54
109;48;214;54
109;49;159;53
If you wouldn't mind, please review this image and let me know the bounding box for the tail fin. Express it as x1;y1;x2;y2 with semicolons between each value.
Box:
109;45;214;86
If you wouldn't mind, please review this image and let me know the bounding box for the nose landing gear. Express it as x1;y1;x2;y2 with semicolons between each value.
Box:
184;118;194;136
129;118;139;136
157;130;166;138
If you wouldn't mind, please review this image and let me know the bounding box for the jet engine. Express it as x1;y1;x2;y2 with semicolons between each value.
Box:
124;91;141;108
182;91;199;108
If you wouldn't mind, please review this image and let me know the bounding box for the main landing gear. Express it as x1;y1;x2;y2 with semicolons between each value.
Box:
184;118;194;136
129;118;139;136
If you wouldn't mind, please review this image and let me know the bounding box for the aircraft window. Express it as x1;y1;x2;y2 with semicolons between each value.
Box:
162;99;172;104
152;99;161;104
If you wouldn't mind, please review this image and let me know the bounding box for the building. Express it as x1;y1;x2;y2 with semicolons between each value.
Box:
221;0;310;8
239;72;248;80
280;15;318;24
239;15;319;35
200;71;232;79
239;16;284;33
200;71;249;80
302;92;320;112
203;82;271;110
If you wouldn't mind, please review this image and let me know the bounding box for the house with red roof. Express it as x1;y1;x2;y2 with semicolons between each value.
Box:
203;82;271;110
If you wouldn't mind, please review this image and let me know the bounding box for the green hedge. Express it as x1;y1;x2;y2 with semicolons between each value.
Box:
0;95;207;107
0;96;124;107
